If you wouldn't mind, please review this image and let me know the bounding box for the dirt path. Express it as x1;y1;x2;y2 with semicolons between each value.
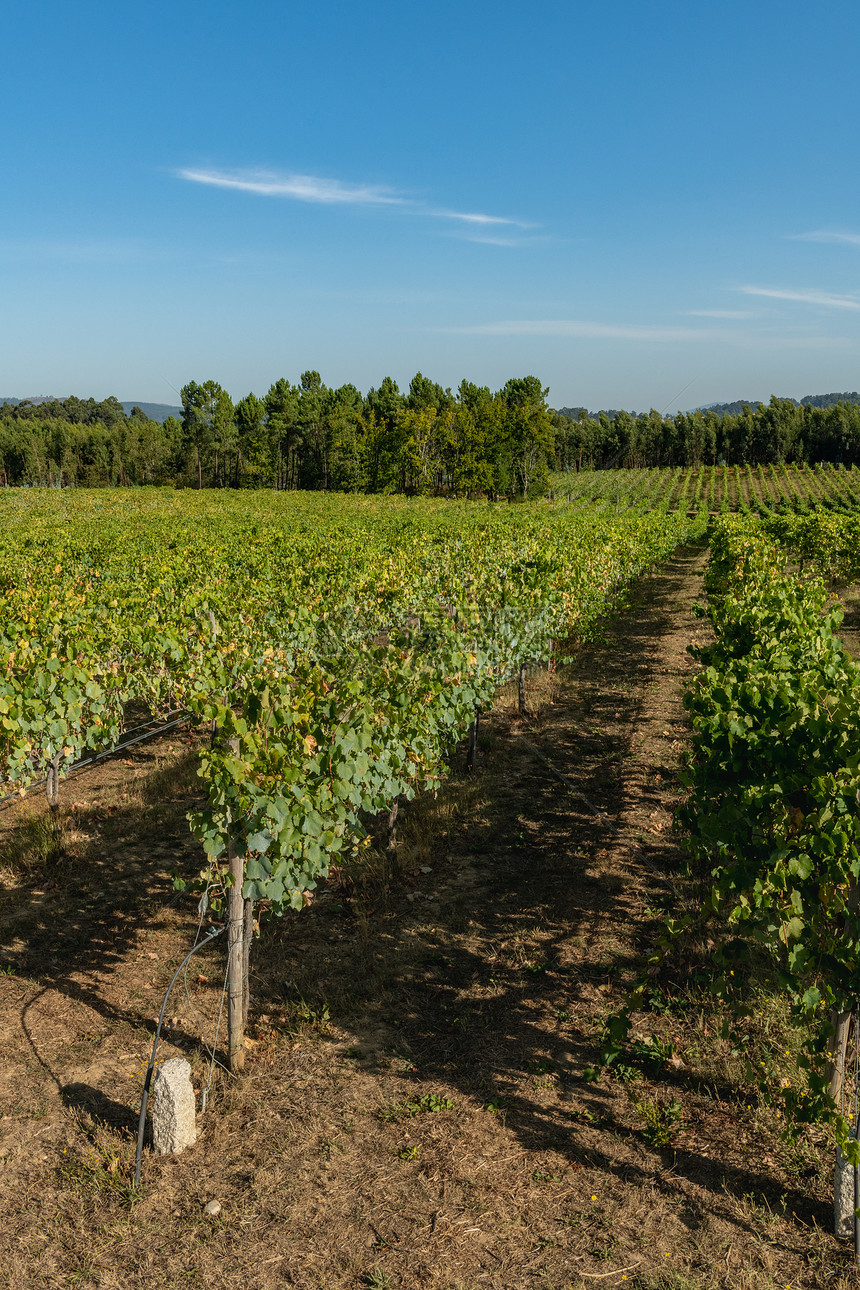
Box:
0;543;850;1289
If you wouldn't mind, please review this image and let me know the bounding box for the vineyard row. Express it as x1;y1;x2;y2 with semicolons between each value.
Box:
0;489;703;1065
603;509;860;1166
552;461;860;516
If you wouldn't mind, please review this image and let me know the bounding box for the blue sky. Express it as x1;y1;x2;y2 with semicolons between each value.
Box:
3;0;860;411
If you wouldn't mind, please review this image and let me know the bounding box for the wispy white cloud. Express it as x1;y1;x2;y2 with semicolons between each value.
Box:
433;208;530;228
448;319;722;342
684;309;754;319
789;229;860;247
178;167;404;206
177;166;528;237
462;234;527;247
739;284;860;310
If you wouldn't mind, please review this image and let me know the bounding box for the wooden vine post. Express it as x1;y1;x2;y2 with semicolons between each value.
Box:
209;609;248;1074
45;751;61;813
386;797;400;875
467;712;479;772
828;1010;853;1106
242;898;253;1023
46;751;61;851
225;728;247;1075
227;835;246;1074
830;887;860;1104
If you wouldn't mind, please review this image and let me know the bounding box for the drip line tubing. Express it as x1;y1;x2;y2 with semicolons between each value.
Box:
133;922;225;1189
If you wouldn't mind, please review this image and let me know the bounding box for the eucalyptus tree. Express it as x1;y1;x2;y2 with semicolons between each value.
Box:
235;393;267;485
264;379;300;489
297;371;327;489
501;376;555;499
181;379;230;488
364;376;405;492
325;383;366;491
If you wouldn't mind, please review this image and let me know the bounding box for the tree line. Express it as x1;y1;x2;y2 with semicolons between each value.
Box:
0;375;554;497
553;396;860;470
5;384;860;492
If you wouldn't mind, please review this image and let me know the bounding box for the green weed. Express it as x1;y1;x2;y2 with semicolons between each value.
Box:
58;1141;140;1207
633;1095;687;1147
377;1093;454;1123
364;1269;395;1289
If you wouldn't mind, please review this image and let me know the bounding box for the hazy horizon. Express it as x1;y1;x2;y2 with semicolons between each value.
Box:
4;388;860;419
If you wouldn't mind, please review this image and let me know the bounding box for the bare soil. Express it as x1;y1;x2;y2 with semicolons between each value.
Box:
0;544;852;1289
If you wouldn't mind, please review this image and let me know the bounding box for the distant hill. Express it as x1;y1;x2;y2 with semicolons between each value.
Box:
798;391;860;410
0;397;181;422
120;402;181;422
696;399;764;417
556;406;633;422
555;393;860;420
698;392;860;417
0;395;68;407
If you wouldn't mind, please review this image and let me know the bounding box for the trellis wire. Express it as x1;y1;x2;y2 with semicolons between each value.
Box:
0;711;189;809
133;922;225;1188
180;882;234;1103
201;931;233;1114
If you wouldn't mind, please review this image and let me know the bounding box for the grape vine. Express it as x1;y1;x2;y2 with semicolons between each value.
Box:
0;488;701;1067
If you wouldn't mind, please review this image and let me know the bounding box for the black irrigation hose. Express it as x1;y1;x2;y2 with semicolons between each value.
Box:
854;1006;859;1267
133;923;225;1189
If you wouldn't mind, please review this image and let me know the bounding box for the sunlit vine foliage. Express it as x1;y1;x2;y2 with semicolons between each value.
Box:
0;488;699;913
